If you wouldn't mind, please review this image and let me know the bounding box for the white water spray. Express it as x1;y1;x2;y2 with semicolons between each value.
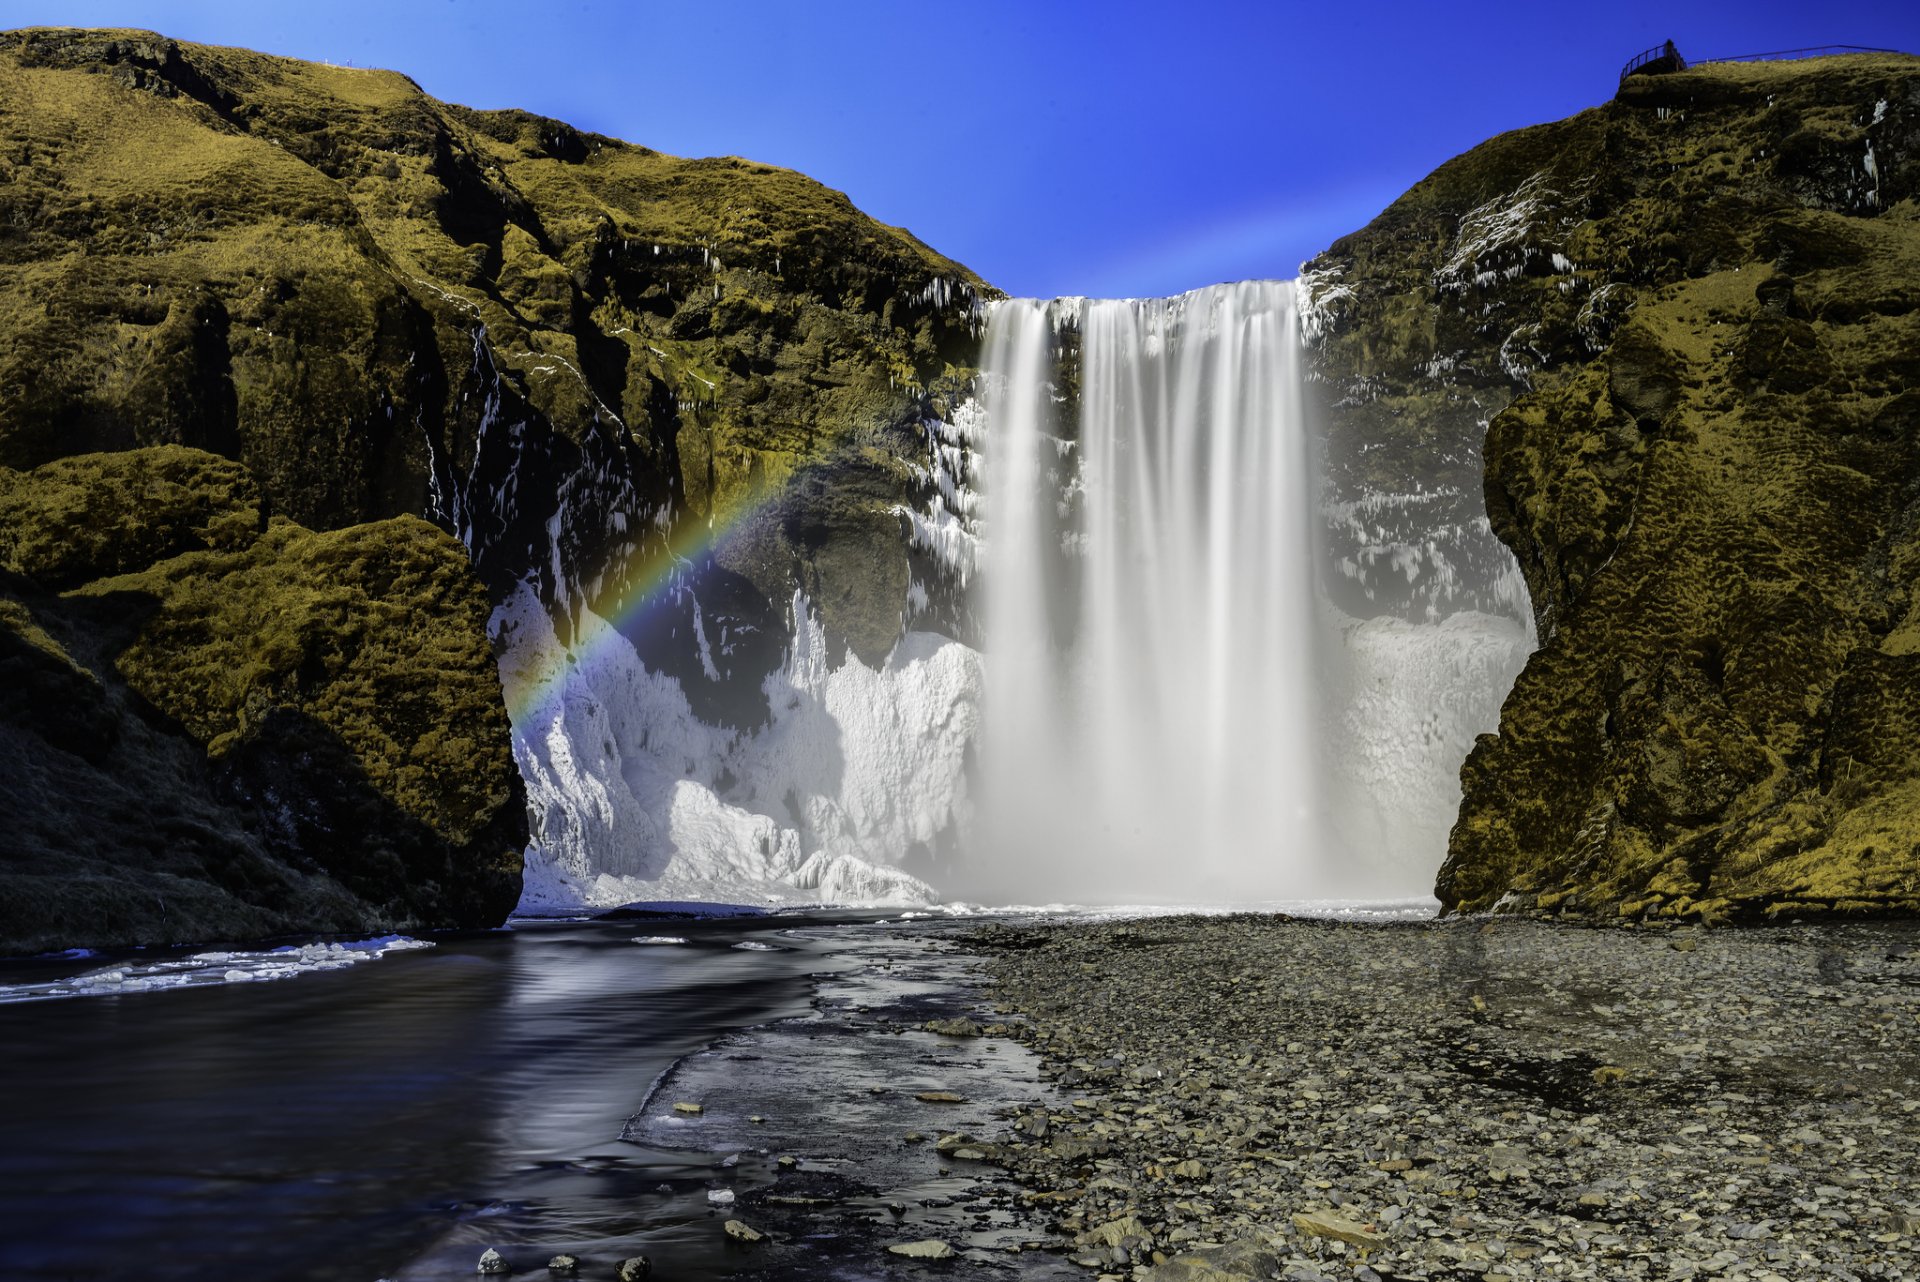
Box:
968;282;1329;903
964;281;1533;906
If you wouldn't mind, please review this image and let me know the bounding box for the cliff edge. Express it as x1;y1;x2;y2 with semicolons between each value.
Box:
1307;52;1920;918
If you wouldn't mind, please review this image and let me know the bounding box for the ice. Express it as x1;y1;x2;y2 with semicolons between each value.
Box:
499;585;979;912
0;936;433;1005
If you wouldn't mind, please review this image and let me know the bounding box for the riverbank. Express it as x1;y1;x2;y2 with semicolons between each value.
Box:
942;914;1920;1281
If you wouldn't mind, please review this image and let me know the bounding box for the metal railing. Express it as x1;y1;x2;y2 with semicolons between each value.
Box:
1620;42;1687;82
1695;44;1900;66
1623;41;1903;83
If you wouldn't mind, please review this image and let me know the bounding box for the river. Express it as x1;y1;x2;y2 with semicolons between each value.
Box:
0;912;1071;1282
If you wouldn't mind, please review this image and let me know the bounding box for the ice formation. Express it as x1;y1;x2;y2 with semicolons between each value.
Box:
0;937;433;1005
499;585;980;910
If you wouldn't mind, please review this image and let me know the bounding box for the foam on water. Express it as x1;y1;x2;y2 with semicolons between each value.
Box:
0;936;433;1005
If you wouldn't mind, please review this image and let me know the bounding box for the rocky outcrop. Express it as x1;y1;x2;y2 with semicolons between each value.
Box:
1306;53;1920;917
0;28;984;944
0;447;523;953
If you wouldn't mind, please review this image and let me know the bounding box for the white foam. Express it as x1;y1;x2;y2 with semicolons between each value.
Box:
0;936;433;1005
630;936;690;945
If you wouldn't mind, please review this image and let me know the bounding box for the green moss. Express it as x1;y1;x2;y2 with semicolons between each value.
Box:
78;509;514;843
0;26;989;663
1308;51;1920;918
0;446;523;947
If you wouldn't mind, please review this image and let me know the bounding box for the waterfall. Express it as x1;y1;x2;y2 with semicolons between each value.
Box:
967;282;1325;903
964;281;1533;906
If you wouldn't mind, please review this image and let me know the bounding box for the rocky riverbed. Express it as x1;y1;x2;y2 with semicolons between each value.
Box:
927;914;1920;1281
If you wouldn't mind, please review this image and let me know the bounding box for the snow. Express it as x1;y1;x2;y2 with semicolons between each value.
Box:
1433;172;1565;295
0;936;433;1005
1296;267;1356;344
498;585;980;912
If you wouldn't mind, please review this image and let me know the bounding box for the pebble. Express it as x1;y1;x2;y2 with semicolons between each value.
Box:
958;915;1920;1280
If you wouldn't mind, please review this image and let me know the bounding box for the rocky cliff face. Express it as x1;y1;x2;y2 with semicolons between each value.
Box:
1305;53;1920;918
0;28;985;945
0;446;524;952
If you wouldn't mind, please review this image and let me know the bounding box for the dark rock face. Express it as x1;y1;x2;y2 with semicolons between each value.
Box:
1307;53;1920;918
0;448;524;954
0;25;985;664
0;28;986;945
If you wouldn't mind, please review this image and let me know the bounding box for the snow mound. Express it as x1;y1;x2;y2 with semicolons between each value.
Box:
497;586;979;912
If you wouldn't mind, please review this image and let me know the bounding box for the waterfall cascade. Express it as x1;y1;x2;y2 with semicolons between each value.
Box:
964;281;1532;905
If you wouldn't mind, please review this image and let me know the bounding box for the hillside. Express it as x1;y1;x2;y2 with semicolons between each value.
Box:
1304;52;1920;918
0;28;984;949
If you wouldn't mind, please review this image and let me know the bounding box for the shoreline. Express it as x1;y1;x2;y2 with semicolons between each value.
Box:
928;914;1920;1281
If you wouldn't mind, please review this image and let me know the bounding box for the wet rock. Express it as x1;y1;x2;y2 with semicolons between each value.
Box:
886;1239;956;1259
723;1219;764;1244
546;1256;578;1274
915;1091;966;1103
615;1257;650;1281
477;1248;509;1275
671;1101;703;1115
924;1017;985;1037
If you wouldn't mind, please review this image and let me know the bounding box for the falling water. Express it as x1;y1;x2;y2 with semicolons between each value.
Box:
966;281;1330;904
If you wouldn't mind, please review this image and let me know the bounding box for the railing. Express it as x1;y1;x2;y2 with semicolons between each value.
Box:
1695;44;1900;66
1623;41;1903;83
1620;42;1687;82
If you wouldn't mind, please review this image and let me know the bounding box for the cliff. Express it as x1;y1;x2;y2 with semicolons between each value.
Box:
1305;52;1920;918
0;28;984;948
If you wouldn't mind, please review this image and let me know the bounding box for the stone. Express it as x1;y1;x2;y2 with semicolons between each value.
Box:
477;1248;509;1275
615;1258;651;1282
924;1017;985;1037
723;1219;764;1244
916;1091;966;1103
886;1240;957;1259
672;1102;704;1115
547;1256;579;1274
1076;1214;1155;1249
1291;1211;1384;1249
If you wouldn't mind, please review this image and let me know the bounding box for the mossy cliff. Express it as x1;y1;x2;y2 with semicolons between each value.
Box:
0;28;983;947
1305;53;1920;918
0;447;523;952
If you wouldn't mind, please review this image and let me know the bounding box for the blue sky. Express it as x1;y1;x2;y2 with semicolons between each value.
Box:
9;2;1919;297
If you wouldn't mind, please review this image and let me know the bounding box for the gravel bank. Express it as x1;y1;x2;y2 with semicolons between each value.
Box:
942;915;1920;1281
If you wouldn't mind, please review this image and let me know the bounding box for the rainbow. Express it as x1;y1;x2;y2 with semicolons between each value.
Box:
499;489;801;729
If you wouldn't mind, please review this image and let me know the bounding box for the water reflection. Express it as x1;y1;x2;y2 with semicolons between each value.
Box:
0;917;845;1281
